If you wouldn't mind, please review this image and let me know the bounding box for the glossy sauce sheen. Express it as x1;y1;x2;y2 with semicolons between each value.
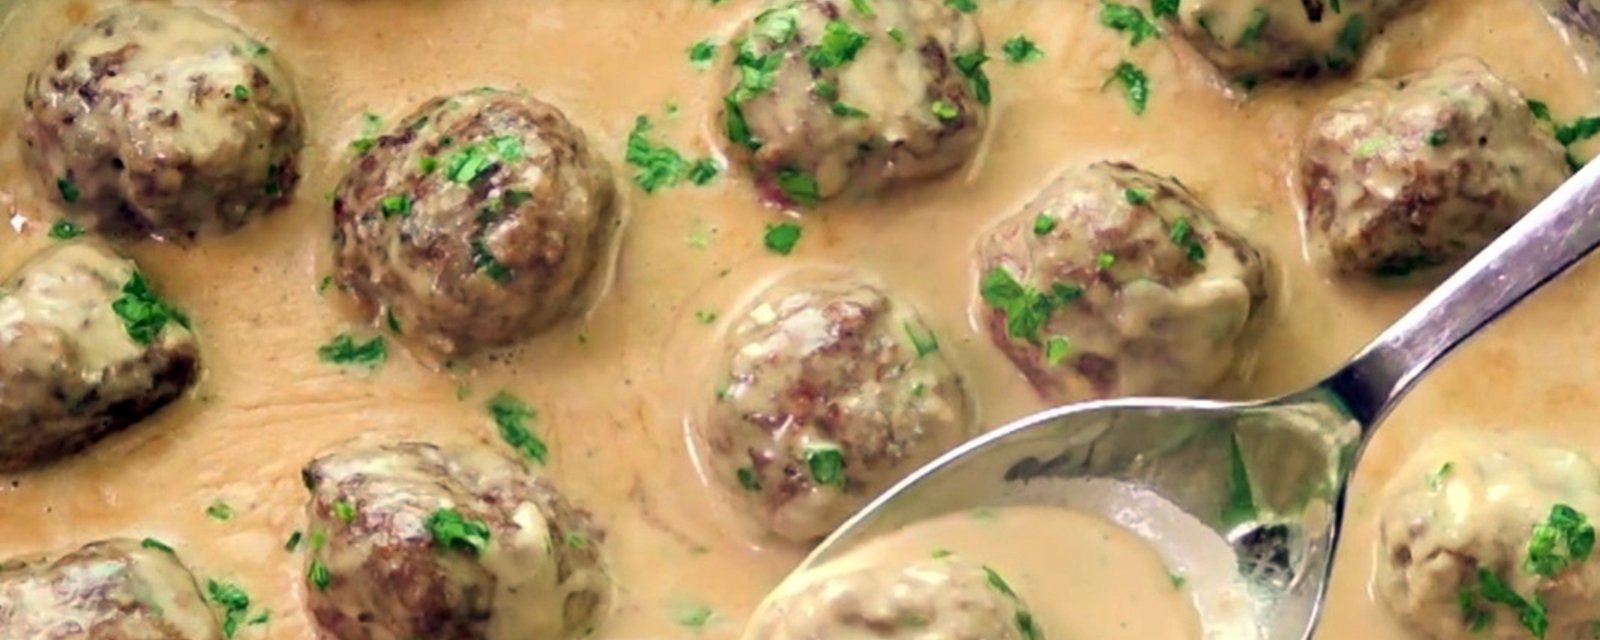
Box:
0;1;1595;639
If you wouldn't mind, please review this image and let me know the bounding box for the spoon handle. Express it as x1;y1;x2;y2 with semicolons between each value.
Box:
1323;160;1600;429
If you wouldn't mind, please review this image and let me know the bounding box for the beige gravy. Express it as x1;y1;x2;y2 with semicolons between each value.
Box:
0;0;1598;638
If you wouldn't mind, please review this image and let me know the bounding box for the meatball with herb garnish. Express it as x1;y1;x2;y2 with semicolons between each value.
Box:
1171;0;1419;79
745;558;1043;639
0;240;198;472
974;162;1268;402
1301;58;1569;277
20;4;303;240
0;538;222;640
703;271;973;542
333;88;617;364
1376;431;1600;640
718;0;988;208
301;441;610;640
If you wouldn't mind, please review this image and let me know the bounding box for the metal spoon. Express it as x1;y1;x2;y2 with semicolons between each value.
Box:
796;160;1600;640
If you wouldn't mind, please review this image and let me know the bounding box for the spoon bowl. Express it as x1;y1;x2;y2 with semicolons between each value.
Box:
796;160;1600;639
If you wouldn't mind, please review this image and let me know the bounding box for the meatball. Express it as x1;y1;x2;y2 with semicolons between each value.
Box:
718;0;987;207
0;538;222;639
1301;58;1569;276
1376;431;1600;640
704;271;972;542
745;558;1043;639
0;240;199;472
20;5;304;240
1171;0;1419;78
301;441;610;640
974;162;1267;402
333;88;617;363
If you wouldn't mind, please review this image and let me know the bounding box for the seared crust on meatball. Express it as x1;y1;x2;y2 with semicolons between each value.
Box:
1301;58;1569;276
0;240;198;472
20;5;303;240
333;88;617;363
718;0;987;207
704;271;972;542
1376;432;1600;640
1172;0;1419;78
0;539;222;640
745;558;1042;640
975;162;1268;402
302;441;610;640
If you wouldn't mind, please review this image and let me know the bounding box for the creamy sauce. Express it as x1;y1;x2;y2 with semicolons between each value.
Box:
0;0;1597;639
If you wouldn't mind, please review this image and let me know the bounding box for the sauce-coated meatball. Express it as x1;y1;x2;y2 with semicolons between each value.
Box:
0;240;198;472
1301;58;1568;276
745;558;1043;639
1376;432;1600;640
302;441;610;640
974;162;1267;402
0;539;221;640
1172;0;1419;78
333;88;617;363
704;271;972;542
21;5;304;240
718;0;987;207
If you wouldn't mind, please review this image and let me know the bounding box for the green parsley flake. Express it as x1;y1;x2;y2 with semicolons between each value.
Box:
737;467;763;491
775;168;821;207
488;391;548;465
1460;568;1547;638
1097;251;1117;270
1426;461;1453;491
1002;36;1044;63
954;51;992;105
1125;187;1152;205
207;580;252;638
1033;214;1057;236
626;116;718;193
1044;336;1072;366
931;549;954;559
206;500;235;521
48;220;83;240
1327;14;1366;70
850;0;876;16
1151;0;1180;19
904;321;940;357
308;559;331;591
1110;60;1151;115
284;531;303;552
113;272;189;345
1169;217;1206;262
426;507;492;556
1168;570;1187;589
689;39;717;69
807;20;870;69
805;444;846;487
1524;504;1596;578
831;101;870;118
931;99;960;121
379;194;412;218
56;177;80;203
764;221;804;255
983;565;1018;597
232;84;250;101
317;333;387;367
332;500;357;524
980;267;1080;343
946;0;978;12
1100;2;1160;47
676;605;715;628
141;538;175;553
695;309;719;325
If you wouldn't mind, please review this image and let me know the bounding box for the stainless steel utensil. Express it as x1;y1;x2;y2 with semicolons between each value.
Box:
797;159;1600;640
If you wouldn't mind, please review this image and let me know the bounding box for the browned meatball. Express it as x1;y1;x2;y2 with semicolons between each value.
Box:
0;539;221;639
0;240;198;472
718;0;987;207
20;5;303;240
333;88;617;363
1172;0;1420;78
974;162;1268;402
302;441;610;640
1301;58;1569;276
703;270;973;542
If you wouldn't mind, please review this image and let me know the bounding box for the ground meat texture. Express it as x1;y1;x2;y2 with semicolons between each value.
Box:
302;441;610;640
333;88;617;363
1172;0;1419;78
704;272;972;542
0;240;199;472
974;162;1268;402
744;558;1042;639
718;0;987;207
0;538;222;640
20;5;303;240
1301;58;1569;276
1376;431;1600;640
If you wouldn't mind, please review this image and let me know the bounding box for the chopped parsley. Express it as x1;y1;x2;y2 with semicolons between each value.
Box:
284;530;303;552
1326;14;1366;70
1459;568;1548;639
676;605;715;628
349;112;383;155
689;39;717;69
426;507;492;556
764;221;803;255
804;444;846;487
308;559;331;591
316;333;387;367
231;84;251;101
1169;217;1206;263
931;549;954;559
1016;611;1042;640
979;267;1081;343
1151;0;1180;18
946;0;978;12
983;565;1018;597
1557;117;1600;146
1529;100;1554;122
807;20;870;69
332;500;356;524
1427;461;1453;490
206;500;234;521
904;321;940;357
141;538;175;553
1002;36;1044;63
1168;570;1187;589
1524;504;1595;578
831;101;869;118
931;99;961;121
1125;187;1152;205
113;272;189;345
737;467;763;491
695;309;719;324
47;220;83;239
953;51;992;105
1033;213;1057;236
1044;336;1072;366
775;168;820;207
471;237;513;282
851;0;876;15
206;580;252;638
626;116;718;193
56;177;80;203
1110;61;1151;115
488;391;548;465
379;194;412;218
1100;2;1160;47
1236;6;1270;49
1097;251;1117;270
